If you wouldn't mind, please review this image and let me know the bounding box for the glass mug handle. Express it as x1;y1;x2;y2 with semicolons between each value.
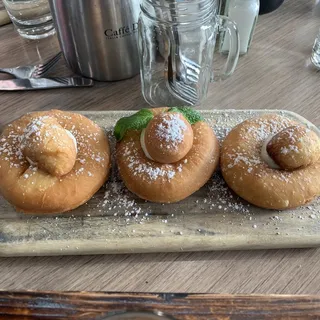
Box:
212;15;240;81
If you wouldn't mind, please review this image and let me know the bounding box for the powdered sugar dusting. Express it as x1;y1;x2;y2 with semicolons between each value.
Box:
222;115;297;182
22;116;48;136
281;145;299;154
226;152;262;169
206;172;251;214
245;117;292;142
155;113;187;149
98;132;151;220
0;113;106;177
124;139;179;181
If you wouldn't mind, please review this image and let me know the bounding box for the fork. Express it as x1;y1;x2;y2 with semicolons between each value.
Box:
166;30;200;105
0;52;62;79
166;2;201;106
168;76;199;105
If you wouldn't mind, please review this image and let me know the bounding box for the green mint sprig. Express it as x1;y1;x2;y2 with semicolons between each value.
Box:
168;107;203;125
114;109;154;141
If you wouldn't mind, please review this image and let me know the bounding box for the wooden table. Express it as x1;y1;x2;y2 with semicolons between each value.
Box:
0;0;320;294
2;292;320;319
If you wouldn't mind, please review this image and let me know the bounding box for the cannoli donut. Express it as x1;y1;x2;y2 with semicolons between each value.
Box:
221;114;320;210
115;107;220;203
0;110;110;214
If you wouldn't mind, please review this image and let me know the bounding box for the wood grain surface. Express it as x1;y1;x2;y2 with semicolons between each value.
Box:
1;0;320;294
1;110;320;257
1;291;320;319
0;1;11;27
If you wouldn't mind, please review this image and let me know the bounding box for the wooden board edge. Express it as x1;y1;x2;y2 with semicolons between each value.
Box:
1;235;320;257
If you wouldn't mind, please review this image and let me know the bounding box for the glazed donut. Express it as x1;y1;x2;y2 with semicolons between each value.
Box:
115;107;220;203
0;110;110;214
221;114;320;210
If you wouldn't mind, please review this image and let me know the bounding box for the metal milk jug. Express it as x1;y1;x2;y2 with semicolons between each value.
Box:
49;0;140;81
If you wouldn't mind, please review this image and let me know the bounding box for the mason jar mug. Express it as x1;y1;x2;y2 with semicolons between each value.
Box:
138;0;240;106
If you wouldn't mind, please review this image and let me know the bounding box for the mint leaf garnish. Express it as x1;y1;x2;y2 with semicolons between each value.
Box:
114;109;154;141
168;107;203;125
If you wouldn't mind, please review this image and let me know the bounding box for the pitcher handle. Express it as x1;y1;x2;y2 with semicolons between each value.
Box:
212;15;240;81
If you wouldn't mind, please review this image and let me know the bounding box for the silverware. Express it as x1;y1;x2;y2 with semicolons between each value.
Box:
0;77;93;91
167;50;200;105
166;4;200;105
0;52;62;79
167;41;200;105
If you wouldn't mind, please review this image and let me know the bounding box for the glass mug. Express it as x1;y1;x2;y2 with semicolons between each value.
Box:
138;0;240;107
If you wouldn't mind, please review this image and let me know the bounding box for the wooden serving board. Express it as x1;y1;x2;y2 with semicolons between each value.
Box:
0;110;319;257
1;291;320;319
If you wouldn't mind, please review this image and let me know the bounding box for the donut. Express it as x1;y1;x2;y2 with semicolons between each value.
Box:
0;110;110;214
115;107;220;203
221;114;320;210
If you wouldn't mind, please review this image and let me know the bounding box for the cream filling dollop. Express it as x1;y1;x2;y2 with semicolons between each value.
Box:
261;135;280;169
66;130;78;153
140;128;154;161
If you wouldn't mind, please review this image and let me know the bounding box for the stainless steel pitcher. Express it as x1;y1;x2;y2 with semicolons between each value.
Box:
49;0;140;81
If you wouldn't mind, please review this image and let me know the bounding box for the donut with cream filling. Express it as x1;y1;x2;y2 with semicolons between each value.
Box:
220;114;320;209
115;107;220;203
0;110;110;213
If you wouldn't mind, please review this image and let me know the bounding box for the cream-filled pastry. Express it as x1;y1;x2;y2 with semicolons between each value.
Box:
115;107;220;203
0;110;111;214
220;114;320;209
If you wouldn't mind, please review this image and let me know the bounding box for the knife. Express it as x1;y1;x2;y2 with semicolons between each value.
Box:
0;77;94;91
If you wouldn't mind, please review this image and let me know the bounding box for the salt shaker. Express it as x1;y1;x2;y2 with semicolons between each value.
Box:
221;0;259;55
